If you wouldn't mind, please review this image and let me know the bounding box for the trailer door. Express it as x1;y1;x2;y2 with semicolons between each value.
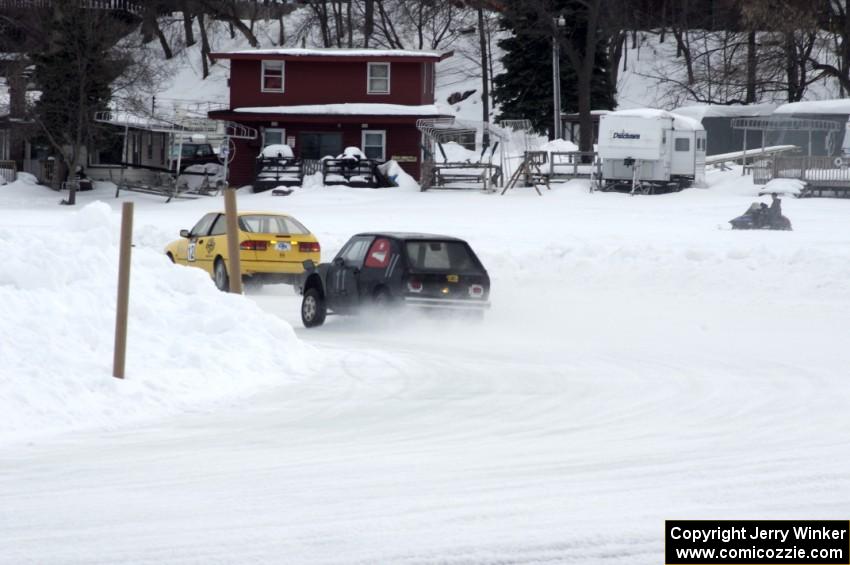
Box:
671;133;694;176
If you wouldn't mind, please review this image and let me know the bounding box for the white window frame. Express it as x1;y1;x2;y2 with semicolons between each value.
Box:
261;60;285;93
263;127;286;147
361;130;386;161
367;62;391;95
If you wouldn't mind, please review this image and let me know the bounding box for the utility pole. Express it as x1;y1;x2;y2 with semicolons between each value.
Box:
478;5;490;146
552;16;563;140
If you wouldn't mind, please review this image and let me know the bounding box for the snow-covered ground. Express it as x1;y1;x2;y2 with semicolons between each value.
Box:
2;169;850;563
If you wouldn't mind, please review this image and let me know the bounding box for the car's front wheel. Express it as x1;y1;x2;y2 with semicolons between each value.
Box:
214;258;229;291
301;288;327;328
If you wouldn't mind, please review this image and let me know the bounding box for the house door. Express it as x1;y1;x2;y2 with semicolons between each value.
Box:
298;132;343;159
263;127;286;147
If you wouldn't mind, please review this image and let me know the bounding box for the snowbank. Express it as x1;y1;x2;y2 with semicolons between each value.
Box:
234;103;443;117
340;146;366;160
773;99;850;115
379;160;419;191
541;139;580;153
606;108;705;131
260;144;294;159
0;202;311;442
216;47;445;59
758;178;805;196
673;103;776;121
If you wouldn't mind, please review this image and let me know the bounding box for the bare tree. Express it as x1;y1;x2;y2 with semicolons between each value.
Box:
198;0;260;47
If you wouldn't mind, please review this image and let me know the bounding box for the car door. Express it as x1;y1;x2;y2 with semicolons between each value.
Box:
327;235;373;311
184;213;217;270
198;213;227;274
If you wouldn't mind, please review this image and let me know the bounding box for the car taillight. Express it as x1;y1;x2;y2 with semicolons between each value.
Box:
299;241;320;253
407;279;423;293
469;284;484;297
240;240;268;251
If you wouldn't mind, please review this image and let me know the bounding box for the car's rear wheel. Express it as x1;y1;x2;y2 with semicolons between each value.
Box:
373;287;393;307
301;288;326;328
214;258;229;291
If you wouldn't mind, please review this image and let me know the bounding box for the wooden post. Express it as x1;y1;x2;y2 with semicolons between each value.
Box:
224;188;243;294
113;201;133;379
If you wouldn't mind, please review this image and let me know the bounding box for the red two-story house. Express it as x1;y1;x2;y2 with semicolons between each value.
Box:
208;48;453;185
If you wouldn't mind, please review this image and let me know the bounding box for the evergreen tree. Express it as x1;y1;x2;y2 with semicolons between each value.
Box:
30;2;130;200
493;0;616;140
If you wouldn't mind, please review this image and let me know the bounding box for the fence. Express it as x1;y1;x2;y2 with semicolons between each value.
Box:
755;156;850;195
0;160;16;183
302;159;322;176
549;151;601;180
22;159;55;185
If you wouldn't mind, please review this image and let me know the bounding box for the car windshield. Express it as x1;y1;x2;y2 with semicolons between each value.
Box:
238;214;309;235
405;241;480;272
171;144;212;159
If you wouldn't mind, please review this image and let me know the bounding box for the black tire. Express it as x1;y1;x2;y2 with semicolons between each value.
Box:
373;287;393;307
166;252;175;264
213;258;229;291
301;288;327;328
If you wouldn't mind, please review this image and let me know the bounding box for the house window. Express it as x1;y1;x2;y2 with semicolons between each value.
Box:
367;62;390;94
675;137;690;152
263;128;286;147
262;60;285;92
362;130;386;161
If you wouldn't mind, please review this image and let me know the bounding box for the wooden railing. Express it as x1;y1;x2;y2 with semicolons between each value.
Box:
770;156;850;188
0;160;16;184
302;159;322;176
549;151;601;179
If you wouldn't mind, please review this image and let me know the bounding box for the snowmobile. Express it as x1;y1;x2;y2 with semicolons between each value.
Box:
729;199;792;231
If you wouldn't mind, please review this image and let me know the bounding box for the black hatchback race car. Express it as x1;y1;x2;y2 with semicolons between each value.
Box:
298;232;490;327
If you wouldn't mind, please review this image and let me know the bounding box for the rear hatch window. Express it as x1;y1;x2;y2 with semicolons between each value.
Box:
405;241;482;272
239;215;309;235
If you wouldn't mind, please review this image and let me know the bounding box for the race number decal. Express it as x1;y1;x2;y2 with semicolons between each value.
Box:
187;242;197;262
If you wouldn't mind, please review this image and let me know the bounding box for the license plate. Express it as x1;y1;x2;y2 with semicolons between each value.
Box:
276;242;291;252
447;274;459;283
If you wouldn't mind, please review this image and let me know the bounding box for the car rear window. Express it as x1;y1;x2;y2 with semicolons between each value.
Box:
405;241;480;272
239;215;309;235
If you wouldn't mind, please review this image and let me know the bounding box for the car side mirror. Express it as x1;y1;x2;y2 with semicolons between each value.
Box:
302;259;315;271
180;229;190;238
332;257;345;267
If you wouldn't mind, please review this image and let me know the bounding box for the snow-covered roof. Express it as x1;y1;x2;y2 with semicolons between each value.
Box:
773;99;850;115
211;48;450;62
232;103;444;117
673;103;776;121
604;108;705;131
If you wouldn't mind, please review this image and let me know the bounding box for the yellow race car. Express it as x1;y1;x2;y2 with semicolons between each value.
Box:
165;211;321;290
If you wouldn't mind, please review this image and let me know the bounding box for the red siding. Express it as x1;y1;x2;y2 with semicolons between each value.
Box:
227;120;423;186
229;60;432;108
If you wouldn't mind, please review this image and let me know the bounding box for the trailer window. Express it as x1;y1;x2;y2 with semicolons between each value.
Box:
675;138;690;151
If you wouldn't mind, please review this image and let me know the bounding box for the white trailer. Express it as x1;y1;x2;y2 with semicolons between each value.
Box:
598;109;706;192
